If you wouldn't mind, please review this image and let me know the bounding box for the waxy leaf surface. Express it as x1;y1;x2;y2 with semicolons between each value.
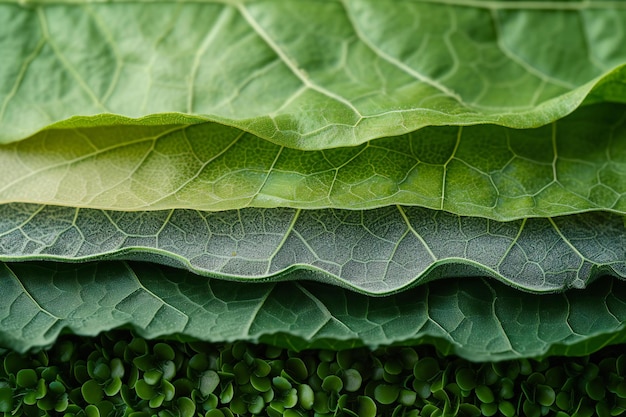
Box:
1;204;623;294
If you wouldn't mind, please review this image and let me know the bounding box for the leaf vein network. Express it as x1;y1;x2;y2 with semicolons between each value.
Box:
236;3;363;121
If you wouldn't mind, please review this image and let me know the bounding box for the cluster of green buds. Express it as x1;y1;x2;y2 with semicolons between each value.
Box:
1;331;626;416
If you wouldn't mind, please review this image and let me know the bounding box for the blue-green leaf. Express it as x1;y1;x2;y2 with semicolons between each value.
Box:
0;261;625;361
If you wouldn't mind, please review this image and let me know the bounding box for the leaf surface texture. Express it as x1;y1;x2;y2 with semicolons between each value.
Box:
2;1;626;147
1;204;623;294
1;261;625;362
1;104;625;220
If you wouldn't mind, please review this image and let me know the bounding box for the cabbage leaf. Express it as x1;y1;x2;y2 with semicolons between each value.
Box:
2;1;626;148
1;261;625;362
1;103;625;220
1;203;623;294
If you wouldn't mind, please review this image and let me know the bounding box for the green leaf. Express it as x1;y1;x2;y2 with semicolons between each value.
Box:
1;103;625;220
321;375;343;393
177;397;196;417
0;387;12;413
2;1;626;146
475;385;495;404
0;204;623;294
1;261;626;361
81;379;103;404
357;396;377;417
373;384;399;405
198;370;220;397
16;369;38;388
298;384;314;410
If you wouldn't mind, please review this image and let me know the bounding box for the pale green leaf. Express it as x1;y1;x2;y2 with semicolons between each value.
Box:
1;103;625;220
0;204;623;294
2;1;626;147
0;261;624;361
